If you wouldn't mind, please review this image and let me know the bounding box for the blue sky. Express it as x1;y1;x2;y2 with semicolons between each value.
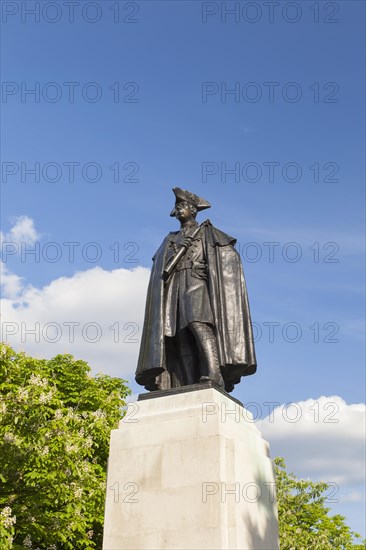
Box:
1;0;365;538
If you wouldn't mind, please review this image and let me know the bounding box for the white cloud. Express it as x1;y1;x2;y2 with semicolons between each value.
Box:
0;215;40;247
0;262;24;299
258;396;365;532
1;216;41;299
1;266;150;379
259;396;365;486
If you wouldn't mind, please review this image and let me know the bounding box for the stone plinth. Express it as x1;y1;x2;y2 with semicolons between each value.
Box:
102;383;279;550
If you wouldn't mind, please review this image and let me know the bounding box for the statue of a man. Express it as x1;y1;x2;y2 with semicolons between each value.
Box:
135;188;256;393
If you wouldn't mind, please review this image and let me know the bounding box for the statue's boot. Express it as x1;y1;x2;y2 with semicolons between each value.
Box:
189;322;224;389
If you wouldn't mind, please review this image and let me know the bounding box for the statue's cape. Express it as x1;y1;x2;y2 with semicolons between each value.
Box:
135;220;257;392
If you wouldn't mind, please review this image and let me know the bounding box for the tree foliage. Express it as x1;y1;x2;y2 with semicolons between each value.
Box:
1;344;364;549
275;457;364;549
0;344;130;549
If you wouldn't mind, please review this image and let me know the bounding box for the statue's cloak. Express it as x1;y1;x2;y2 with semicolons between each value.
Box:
135;220;256;393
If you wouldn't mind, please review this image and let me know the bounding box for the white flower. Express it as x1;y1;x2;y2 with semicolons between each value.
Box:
29;374;43;387
74;487;83;499
81;462;90;473
91;409;105;419
39;393;48;404
0;506;16;528
65;407;80;422
0;344;8;356
23;534;32;547
84;436;93;448
4;432;15;443
39;390;54;404
41;446;49;456
87;530;94;539
18;388;29;401
54;409;63;420
29;374;49;387
65;444;77;454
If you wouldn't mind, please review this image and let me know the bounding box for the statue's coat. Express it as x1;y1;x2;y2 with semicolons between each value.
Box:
135;220;256;393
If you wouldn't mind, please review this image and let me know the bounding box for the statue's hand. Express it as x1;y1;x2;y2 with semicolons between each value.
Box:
180;237;193;249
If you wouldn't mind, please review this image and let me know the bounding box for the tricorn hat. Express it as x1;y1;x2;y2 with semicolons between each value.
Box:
170;187;211;217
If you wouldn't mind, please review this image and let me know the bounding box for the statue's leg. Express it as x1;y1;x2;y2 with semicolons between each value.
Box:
189;322;224;388
175;327;199;385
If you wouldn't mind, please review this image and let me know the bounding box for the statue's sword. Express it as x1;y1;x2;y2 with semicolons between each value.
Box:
162;220;208;281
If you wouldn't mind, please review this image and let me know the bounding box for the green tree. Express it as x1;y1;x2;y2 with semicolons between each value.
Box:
0;343;130;549
275;457;364;549
2;344;364;550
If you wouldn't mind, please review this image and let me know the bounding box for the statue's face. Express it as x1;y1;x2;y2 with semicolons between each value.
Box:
175;201;194;222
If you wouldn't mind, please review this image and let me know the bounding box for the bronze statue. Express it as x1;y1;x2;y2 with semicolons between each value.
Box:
135;188;256;393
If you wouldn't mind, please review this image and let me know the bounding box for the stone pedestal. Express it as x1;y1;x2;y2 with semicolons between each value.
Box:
103;383;279;550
